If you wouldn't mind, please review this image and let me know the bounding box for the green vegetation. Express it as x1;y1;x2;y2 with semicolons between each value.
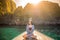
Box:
0;1;60;25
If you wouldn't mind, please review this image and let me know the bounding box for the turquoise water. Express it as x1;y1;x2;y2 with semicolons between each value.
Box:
40;29;60;40
0;26;60;40
36;26;60;40
0;27;25;40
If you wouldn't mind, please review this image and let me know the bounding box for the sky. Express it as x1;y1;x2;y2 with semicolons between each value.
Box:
13;0;60;8
13;0;42;8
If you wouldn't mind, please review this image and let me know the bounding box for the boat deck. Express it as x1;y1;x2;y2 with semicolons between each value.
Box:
12;30;54;40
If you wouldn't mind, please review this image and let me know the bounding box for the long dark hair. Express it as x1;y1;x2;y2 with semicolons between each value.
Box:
27;21;33;25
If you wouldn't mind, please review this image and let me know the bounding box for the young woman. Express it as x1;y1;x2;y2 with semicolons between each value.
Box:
23;18;37;40
26;20;34;38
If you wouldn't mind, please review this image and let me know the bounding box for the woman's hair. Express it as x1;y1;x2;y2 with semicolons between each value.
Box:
27;21;33;25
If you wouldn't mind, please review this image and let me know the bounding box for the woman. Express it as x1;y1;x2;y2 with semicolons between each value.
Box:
26;20;34;38
23;18;37;40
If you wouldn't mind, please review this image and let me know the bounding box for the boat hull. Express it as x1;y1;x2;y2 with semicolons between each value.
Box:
23;34;37;40
12;30;54;40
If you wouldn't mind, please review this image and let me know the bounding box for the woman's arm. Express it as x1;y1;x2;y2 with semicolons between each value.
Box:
26;25;28;32
32;25;35;32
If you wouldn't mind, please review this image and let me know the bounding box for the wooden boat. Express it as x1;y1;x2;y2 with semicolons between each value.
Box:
12;30;54;40
23;33;37;40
